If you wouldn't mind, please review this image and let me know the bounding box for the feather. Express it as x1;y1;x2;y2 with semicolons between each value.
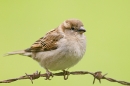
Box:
25;28;64;52
4;50;25;56
4;50;32;57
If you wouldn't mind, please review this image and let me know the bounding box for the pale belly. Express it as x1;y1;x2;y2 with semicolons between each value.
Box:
33;37;86;71
34;47;83;71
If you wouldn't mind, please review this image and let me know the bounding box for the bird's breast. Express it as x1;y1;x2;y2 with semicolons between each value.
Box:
34;36;86;71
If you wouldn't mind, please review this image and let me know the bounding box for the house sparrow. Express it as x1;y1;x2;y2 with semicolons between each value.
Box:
5;19;86;79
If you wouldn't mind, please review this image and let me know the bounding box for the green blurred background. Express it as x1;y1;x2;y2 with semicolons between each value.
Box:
0;0;130;86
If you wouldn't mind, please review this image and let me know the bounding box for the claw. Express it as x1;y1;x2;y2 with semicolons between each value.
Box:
63;70;70;80
45;69;53;80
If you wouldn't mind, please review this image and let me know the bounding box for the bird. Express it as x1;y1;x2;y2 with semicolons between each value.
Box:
5;19;86;80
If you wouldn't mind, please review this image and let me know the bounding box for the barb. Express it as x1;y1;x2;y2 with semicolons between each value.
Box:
0;71;130;85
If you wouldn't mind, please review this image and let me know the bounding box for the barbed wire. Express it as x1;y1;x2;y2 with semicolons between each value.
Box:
0;71;129;85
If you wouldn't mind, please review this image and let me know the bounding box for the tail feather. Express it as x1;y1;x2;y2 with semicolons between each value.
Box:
4;50;31;57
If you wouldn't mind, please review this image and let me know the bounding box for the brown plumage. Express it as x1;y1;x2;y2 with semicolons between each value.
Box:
25;28;63;52
5;19;86;79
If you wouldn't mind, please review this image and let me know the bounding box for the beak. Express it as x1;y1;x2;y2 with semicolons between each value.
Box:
78;27;86;33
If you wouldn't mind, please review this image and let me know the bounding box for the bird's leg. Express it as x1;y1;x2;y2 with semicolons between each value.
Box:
62;70;70;80
45;69;53;80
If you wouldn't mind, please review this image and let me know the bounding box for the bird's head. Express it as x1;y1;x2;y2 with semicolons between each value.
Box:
60;19;86;36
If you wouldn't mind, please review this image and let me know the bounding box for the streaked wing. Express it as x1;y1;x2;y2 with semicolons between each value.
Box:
25;29;64;52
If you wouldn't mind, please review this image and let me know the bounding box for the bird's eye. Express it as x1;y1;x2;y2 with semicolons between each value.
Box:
71;27;75;30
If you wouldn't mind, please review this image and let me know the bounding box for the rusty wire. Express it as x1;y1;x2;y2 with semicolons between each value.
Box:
0;71;129;85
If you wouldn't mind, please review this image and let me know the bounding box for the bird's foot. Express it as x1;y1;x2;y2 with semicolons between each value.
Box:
45;70;53;80
63;70;70;80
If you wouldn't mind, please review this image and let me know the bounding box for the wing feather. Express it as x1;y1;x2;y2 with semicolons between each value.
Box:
25;29;63;52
